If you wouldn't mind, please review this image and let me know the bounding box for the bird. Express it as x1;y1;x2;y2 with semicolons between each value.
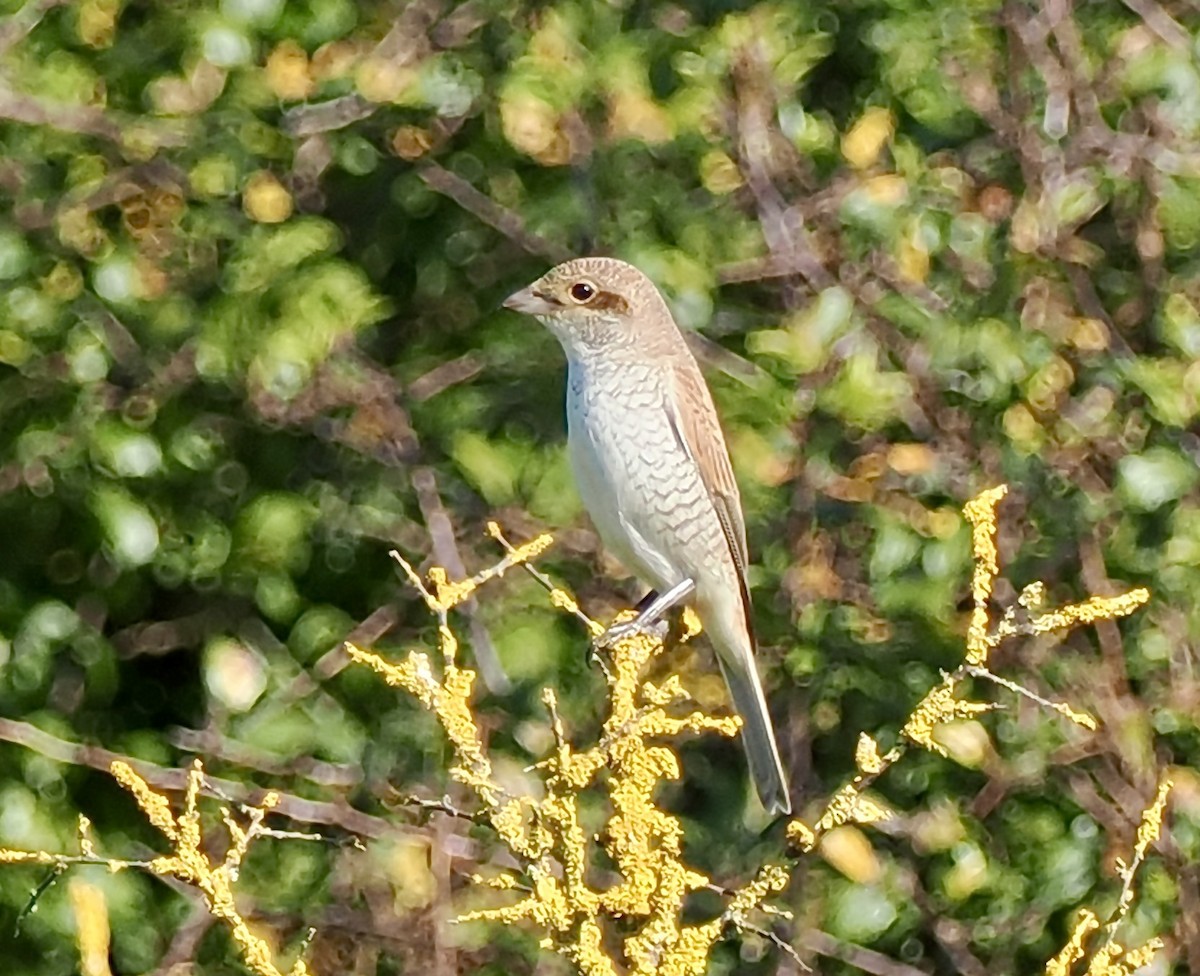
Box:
503;257;791;816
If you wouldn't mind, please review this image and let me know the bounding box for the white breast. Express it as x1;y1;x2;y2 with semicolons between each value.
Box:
564;356;711;592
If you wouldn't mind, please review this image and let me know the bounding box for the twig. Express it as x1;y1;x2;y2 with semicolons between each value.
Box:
418;162;572;263
0;0;67;57
1119;0;1190;49
14;158;187;231
398;793;483;822
15;864;66;934
166;726;361;788
1044;0;1104;130
733;919;809;972
487;524;599;635
798;929;928;976
282;0;447;137
1062;263;1134;359
729;40;817;309
407;353;485;402
411;465;510;694
282;93;377;137
966;665;1096;728
0;717;416;842
0;82;190;147
147;899;214;976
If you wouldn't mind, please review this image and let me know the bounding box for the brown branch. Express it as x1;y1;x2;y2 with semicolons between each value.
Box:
1063;263;1134;358
717;254;822;285
730;40;821;308
283;0;474;138
1119;0;1191;49
0;717;413;842
369;0;444;63
411;465;510;694
79;299;149;379
429;0;489;48
1078;531;1134;696
111;602;246;658
407;352;485;402
1178;862;1200;976
418;162;572;263
798;929;928;976
0;0;64;55
682;330;771;386
165;727;362;789
912;880;989;976
1044;0;1105;130
273;602;402;709
282;93;377;138
0;83;190;148
15;156;188;232
148;897;216;976
431;813;458;976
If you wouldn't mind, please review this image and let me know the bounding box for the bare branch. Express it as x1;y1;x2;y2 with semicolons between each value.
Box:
0;0;67;57
418;162;572;263
0;717;414;842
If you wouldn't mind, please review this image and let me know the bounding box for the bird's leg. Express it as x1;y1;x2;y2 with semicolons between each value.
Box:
595;578;696;650
634;578;696;629
633;589;660;614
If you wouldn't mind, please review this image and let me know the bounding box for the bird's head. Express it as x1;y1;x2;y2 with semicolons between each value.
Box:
503;257;680;359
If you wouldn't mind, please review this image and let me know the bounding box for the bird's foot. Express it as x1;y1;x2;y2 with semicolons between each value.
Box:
589;618;666;680
587;645;616;682
594;615;669;650
593;578;696;651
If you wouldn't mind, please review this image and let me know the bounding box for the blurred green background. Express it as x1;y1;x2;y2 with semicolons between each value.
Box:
0;0;1197;971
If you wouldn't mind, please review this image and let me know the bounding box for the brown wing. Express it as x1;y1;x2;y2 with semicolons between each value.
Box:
665;361;755;630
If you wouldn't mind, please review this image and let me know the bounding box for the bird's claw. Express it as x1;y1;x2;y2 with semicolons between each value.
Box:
586;578;694;675
599;578;697;650
593;615;669;650
588;645;615;681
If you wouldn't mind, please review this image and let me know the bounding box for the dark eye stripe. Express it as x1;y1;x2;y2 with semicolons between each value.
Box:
588;291;629;314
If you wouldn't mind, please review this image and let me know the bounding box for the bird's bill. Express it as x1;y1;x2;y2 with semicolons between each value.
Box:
502;286;557;316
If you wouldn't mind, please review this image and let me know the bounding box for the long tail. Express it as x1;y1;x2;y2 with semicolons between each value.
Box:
714;646;791;816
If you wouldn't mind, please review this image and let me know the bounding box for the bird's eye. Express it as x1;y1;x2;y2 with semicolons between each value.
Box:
569;281;596;303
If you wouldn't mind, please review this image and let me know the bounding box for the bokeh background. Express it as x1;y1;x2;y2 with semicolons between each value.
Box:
0;0;1198;972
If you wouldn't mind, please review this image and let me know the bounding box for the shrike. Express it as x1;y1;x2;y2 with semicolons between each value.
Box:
504;257;790;815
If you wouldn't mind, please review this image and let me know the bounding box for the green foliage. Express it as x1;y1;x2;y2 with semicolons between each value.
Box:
0;0;1196;971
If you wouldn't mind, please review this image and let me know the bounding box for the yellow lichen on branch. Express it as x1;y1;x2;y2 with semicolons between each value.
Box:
0;486;1169;976
1044;775;1172;976
1047;910;1099;976
785;484;1154;880
899;485;1149;759
902;678;997;755
359;490;1164;975
0;760;310;976
964;483;1008;665
357;531;779;976
854;732;897;774
112;759;179;840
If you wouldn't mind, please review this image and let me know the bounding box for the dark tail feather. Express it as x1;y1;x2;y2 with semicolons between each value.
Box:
716;652;791;816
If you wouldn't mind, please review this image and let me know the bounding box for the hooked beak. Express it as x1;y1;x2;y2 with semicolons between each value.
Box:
502;286;558;316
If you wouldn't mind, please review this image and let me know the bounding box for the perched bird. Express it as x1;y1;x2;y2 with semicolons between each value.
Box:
503;257;791;815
